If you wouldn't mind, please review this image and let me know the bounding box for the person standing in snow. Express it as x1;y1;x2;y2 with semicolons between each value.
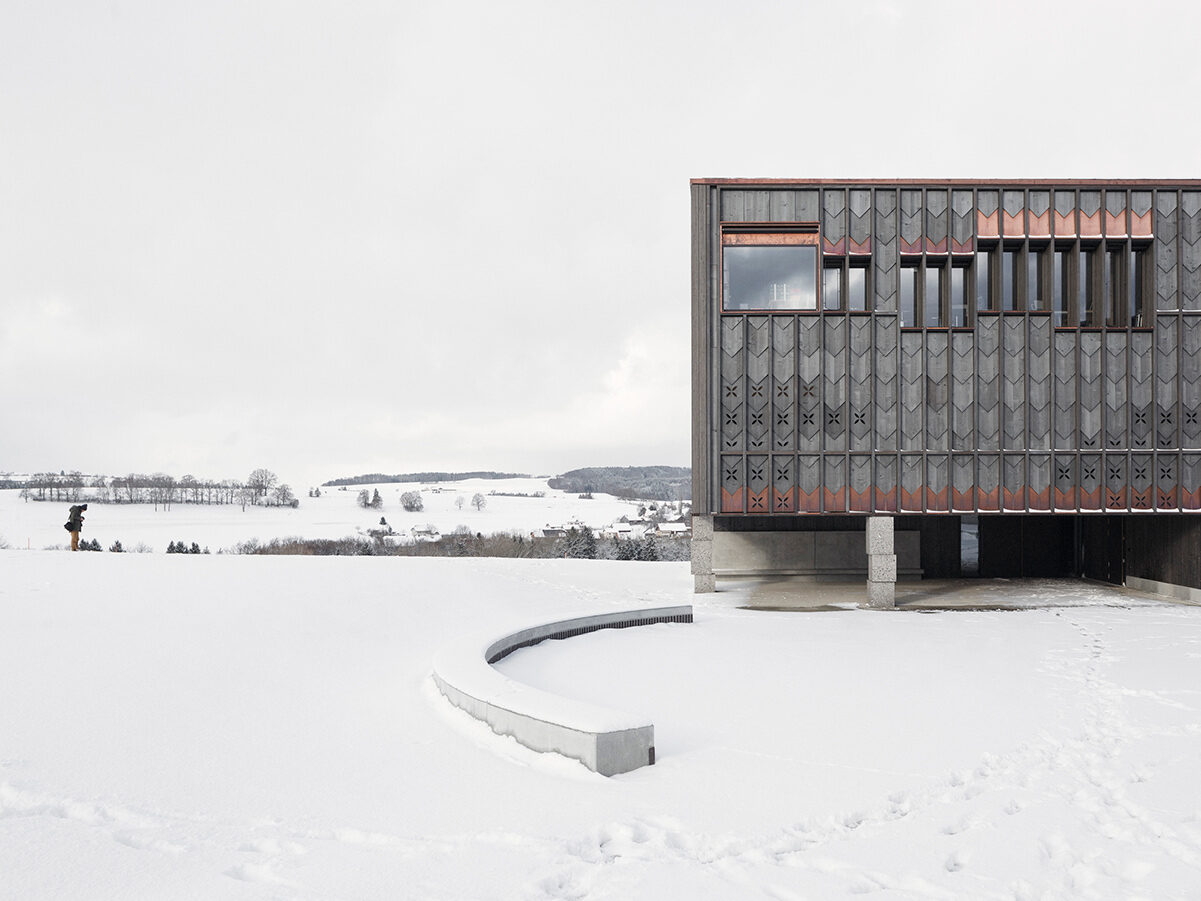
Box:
65;503;87;552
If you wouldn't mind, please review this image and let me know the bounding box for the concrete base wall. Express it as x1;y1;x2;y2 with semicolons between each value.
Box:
1127;575;1201;605
713;530;921;578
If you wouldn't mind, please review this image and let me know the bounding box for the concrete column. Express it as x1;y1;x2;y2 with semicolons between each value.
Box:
865;516;896;608
691;514;715;593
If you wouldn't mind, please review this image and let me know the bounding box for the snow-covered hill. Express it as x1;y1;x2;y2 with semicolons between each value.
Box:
0;478;655;552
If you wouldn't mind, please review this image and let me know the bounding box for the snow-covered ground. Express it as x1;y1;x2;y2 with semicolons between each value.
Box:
1;550;1199;899
0;478;650;553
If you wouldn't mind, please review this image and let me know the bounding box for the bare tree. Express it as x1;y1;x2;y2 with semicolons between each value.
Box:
401;491;423;512
247;469;278;503
471;492;486;512
271;484;296;507
455;495;466;511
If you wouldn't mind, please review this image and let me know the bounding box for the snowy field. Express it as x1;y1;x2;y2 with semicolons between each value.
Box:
2;551;1200;900
0;479;645;553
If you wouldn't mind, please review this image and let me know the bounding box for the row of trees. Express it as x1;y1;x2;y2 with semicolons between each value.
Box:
358;489;487;512
17;469;296;510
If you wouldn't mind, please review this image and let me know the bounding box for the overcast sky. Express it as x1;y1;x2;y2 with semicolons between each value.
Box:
3;0;1199;491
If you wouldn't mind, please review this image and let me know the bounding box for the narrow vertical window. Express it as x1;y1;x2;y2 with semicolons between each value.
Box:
847;264;867;311
925;265;943;327
1002;249;1017;311
950;266;967;327
900;265;918;327
975;249;992;311
1079;248;1096;326
1130;247;1147;327
1053;248;1069;326
1027;247;1047;311
823;265;842;310
1107;248;1124;327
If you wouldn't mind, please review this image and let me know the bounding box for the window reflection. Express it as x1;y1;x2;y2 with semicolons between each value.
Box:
724;245;817;310
975;250;992;311
823;266;842;310
925;266;943;327
1053;249;1069;326
950;267;966;327
848;265;867;311
1002;250;1017;311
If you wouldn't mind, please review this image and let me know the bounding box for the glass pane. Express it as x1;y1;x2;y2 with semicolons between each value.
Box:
723;245;817;311
975;250;991;311
1002;250;1016;311
1027;249;1046;311
925;266;943;327
1108;250;1123;326
823;266;842;310
900;267;917;327
1079;249;1093;325
1053;250;1068;326
847;266;867;311
1131;248;1145;327
950;267;966;327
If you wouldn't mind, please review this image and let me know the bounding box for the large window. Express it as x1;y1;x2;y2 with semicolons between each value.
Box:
722;230;818;311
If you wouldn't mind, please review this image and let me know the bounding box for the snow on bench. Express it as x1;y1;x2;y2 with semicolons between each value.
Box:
431;606;693;776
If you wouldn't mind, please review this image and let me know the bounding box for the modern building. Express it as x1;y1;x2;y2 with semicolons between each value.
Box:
690;179;1201;601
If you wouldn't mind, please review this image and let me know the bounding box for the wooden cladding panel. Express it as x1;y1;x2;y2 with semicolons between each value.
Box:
703;184;1201;517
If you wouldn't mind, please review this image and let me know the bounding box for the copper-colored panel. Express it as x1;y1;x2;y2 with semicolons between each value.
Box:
873;486;897;512
951;237;975;255
822;236;846;255
1079;487;1102;511
1028;211;1051;237
849;487;872;512
925;486;948;511
977;209;999;237
1106;488;1127;510
847;237;872;256
900;487;923;512
823;486;846;512
1002;486;1026;510
977;487;999;511
899;237;922;255
1131;210;1153;237
720;487;744;513
797;488;821;513
1029;487;1050;511
723;231;820;246
1003;211;1024;237
1105;210;1127;237
772;487;795;513
1054;211;1075;237
747;489;769;513
1182;487;1201;510
1131;488;1153;510
1156;487;1178;510
1079;211;1102;237
952;487;974;509
924;237;948;255
1053;488;1075;510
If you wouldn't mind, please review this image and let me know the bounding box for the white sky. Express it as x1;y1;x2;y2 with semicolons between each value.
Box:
3;0;1198;491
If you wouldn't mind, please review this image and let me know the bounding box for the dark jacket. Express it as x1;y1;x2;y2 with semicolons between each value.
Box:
67;505;86;532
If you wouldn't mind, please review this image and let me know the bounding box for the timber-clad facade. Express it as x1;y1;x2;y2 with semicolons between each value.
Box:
691;179;1201;592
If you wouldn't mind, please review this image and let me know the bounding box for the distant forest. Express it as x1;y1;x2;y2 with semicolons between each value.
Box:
322;471;531;487
548;466;691;502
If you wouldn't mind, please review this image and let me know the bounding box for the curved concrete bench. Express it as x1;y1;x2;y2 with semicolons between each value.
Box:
432;606;693;776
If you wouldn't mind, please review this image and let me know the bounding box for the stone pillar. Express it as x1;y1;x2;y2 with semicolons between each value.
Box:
865;516;896;608
691;514;715;593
